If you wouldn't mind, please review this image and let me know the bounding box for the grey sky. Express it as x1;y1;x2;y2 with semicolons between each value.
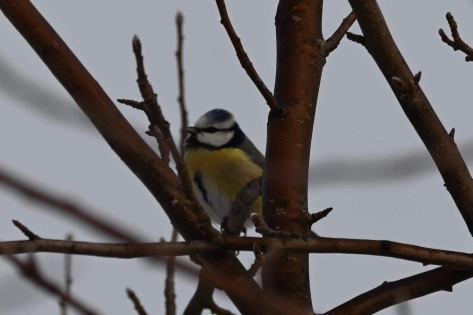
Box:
1;1;473;314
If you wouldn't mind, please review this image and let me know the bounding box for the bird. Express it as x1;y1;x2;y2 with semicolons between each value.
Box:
184;109;264;228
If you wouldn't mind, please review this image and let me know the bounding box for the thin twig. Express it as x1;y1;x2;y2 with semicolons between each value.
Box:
126;288;149;315
309;207;333;225
346;32;366;46
184;268;236;315
323;11;357;55
12;220;41;240
247;244;263;277
1;251;100;315
223;177;262;235
165;229;178;315
131;35;195;199
175;12;188;155
251;213;301;238
60;234;73;315
214;0;279;111
439;12;473;62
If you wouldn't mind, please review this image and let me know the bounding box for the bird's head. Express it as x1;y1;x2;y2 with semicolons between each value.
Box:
186;109;240;149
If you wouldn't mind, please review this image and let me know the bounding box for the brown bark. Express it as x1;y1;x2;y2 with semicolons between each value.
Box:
327;267;472;315
263;1;325;311
348;0;473;237
0;1;267;313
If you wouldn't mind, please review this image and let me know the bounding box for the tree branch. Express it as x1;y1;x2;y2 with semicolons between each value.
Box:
347;0;473;237
126;288;149;315
175;12;188;155
165;230;178;315
5;237;473;273
59;234;73;315
439;12;473;62
0;3;269;312
1;252;100;315
326;267;472;315
223;177;262;236
183;268;235;315
0;166;200;276
323;11;357;56
214;0;279;111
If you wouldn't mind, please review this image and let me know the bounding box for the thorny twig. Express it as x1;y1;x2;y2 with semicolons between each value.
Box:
309;207;333;225
439;12;473;62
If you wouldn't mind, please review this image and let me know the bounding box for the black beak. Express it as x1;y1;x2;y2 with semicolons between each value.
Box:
187;127;198;135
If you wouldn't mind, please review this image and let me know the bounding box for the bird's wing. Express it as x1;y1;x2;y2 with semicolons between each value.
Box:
239;136;265;168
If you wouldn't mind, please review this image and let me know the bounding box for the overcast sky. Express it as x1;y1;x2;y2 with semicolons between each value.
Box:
1;1;473;314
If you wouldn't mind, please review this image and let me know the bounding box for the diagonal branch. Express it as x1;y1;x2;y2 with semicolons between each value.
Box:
348;0;473;237
323;11;357;56
214;0;279;111
126;288;149;315
326;267;472;315
439;12;473;62
0;165;198;277
0;2;270;313
1;252;101;315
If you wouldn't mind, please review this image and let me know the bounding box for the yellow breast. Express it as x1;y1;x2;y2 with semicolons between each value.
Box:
185;148;263;214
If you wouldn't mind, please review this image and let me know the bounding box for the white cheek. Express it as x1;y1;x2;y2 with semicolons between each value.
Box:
197;131;234;147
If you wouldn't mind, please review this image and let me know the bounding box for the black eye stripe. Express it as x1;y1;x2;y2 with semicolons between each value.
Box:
200;127;234;133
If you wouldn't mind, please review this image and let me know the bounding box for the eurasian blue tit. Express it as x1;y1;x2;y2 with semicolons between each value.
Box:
184;109;263;224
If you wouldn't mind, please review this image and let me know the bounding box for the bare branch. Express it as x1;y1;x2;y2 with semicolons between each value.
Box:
346;32;366;46
165;229;178;315
214;0;279;111
60;234;73;315
223;177;262;236
1;252;100;315
175;12;188;155
247;244;263;277
12;220;41;240
130;35;196;200
126;288;149;315
0;166;198;276
145;124;171;166
0;2;272;312
327;267;472;315
5;237;473;273
324;11;357;55
251;213;301;238
439;12;473;62
309;207;333;225
184;268;236;315
348;0;473;237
